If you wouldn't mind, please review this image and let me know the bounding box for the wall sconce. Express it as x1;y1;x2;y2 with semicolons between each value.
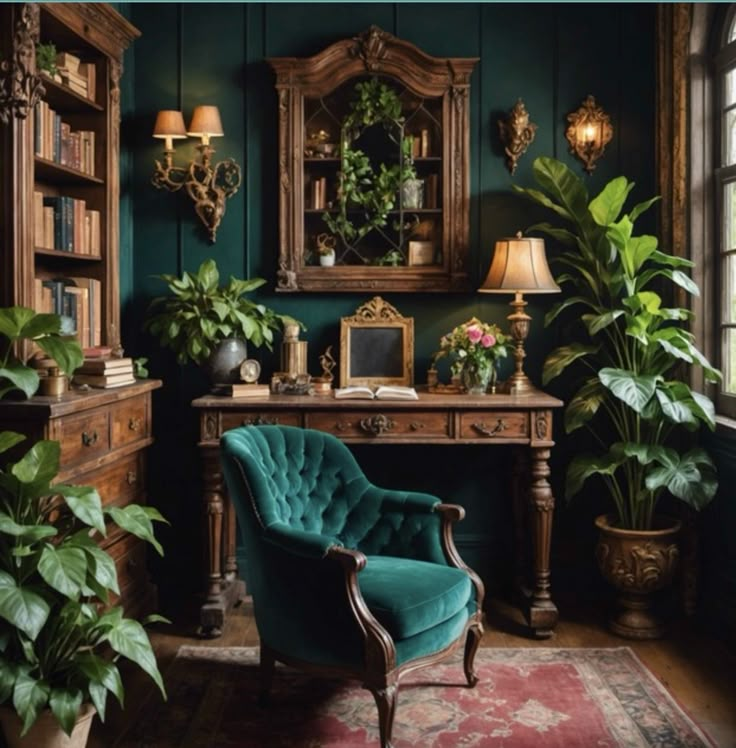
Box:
478;232;560;394
497;99;537;175
151;105;242;243
565;95;613;174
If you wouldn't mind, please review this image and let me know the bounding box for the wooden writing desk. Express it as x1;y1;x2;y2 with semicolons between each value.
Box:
192;387;563;638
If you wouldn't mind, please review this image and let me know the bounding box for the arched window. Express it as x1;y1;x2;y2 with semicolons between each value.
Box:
714;6;736;418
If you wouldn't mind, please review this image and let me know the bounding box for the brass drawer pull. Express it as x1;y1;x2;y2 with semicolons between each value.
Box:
409;421;425;431
128;417;142;432
242;415;279;426
359;414;396;436
81;431;98;447
472;419;508;437
126;471;137;486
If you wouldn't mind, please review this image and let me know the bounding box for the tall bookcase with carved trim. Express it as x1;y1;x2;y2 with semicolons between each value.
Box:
269;26;478;293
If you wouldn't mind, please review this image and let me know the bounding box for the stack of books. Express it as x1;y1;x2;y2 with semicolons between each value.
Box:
217;383;270;398
55;52;96;102
73;356;135;389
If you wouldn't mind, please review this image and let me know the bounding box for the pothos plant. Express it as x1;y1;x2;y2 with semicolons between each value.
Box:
0;431;167;736
514;157;720;531
323;78;416;251
144;259;297;366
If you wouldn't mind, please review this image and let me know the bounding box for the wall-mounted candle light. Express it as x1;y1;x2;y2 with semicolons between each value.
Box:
565;95;613;174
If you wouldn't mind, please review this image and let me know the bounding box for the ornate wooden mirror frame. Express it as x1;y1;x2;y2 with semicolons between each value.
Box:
269;26;478;293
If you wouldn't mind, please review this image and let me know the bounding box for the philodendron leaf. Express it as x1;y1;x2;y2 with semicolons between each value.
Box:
589;176;634;226
599;368;659;413
542;343;599;386
0;307;38;340
0;432;25;456
49;687;83;737
106;505;163;556
38;546;87;598
565;451;625;500
11;440;60;486
0;656;17;703
75;653;123;720
0;364;39;400
13;671;50;736
564;379;606;434
36;335;83;376
581;310;623;336
0;572;50;641
107;618;166;698
655;387;698;426
532;156;590;223
0;512;57;541
645;449;718;510
55;484;106;535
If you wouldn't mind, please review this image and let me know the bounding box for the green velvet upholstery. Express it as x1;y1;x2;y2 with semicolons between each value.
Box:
220;425;484;745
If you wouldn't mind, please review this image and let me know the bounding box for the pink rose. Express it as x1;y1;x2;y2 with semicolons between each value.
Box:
466;326;482;343
481;334;496;348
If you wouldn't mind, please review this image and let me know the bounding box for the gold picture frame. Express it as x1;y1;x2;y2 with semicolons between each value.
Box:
339;297;414;387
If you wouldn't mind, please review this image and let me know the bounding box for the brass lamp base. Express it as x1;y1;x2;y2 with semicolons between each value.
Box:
506;292;536;395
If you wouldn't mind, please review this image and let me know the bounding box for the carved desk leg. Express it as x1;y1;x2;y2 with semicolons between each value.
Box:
526;447;558;638
511;447;530;593
224;492;239;582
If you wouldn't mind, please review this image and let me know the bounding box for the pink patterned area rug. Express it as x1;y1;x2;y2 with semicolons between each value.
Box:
115;646;714;747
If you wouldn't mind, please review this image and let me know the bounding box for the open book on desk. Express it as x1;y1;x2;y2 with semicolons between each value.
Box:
333;385;419;401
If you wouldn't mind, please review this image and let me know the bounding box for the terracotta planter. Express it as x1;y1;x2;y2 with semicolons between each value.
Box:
0;703;96;748
595;514;681;639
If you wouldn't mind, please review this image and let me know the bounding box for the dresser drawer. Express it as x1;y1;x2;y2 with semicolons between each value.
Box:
107;535;148;605
309;410;450;439
459;411;529;440
58;408;110;465
75;452;144;507
221;411;301;433
110;395;149;448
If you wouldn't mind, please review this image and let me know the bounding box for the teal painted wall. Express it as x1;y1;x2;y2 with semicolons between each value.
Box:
123;3;658;604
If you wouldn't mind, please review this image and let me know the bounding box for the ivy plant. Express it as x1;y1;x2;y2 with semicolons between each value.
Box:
515;157;720;530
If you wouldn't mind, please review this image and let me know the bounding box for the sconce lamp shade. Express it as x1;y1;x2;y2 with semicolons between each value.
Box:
478;232;559;294
187;105;224;140
152;110;187;140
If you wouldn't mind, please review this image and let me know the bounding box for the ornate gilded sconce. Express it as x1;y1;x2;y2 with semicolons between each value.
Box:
497;99;537;175
565;95;613;174
151;106;242;243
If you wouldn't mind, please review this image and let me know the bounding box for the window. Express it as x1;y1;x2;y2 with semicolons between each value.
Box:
714;6;736;418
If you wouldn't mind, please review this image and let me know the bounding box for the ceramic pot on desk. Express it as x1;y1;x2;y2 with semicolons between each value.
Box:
206;338;248;386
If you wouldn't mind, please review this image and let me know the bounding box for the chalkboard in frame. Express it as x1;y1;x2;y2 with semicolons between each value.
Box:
339;297;414;387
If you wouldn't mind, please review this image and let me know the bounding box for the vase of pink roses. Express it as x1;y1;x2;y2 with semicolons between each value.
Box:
434;318;511;394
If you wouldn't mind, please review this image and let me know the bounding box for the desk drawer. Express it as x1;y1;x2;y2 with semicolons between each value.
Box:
110;395;149;448
107;535;148;604
59;409;110;465
75;452;144;507
309;410;449;439
459;411;529;440
221;411;301;433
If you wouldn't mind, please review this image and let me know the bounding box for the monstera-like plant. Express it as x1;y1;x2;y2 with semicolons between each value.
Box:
515;157;721;637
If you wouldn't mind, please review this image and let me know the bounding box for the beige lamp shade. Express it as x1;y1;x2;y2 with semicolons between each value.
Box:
152;110;187;139
479;232;560;294
187;105;224;143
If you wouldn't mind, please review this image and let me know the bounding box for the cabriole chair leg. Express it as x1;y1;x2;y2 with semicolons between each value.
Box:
464;623;483;687
370;682;398;748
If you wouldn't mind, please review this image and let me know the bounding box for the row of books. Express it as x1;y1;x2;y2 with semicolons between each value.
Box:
34;100;96;177
309;176;328;210
33;192;101;255
73;356;135;389
34;276;102;349
56;51;96;102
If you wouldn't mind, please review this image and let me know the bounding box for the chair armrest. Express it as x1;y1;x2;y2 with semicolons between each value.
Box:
367;486;440;515
263;522;341;559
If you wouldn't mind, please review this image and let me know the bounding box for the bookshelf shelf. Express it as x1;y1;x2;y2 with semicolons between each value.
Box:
34;157;105;185
34;247;103;261
40;75;104;113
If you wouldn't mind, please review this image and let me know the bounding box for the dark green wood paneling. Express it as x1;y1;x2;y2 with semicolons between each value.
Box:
126;3;658;603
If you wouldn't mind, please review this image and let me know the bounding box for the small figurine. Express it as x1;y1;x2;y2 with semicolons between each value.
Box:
312;345;336;395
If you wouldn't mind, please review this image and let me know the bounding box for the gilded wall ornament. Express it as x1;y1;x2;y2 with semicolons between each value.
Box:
498;99;537;175
565;95;613;174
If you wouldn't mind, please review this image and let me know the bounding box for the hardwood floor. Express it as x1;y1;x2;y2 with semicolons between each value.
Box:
92;595;736;747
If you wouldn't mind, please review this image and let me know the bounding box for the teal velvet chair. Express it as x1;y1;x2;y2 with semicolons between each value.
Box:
220;425;484;748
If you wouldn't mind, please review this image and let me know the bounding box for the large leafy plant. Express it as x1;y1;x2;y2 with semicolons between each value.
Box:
0;307;83;400
0;431;167;736
515;157;720;530
144;259;293;366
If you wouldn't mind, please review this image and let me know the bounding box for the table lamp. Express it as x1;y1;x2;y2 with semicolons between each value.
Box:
478;231;560;394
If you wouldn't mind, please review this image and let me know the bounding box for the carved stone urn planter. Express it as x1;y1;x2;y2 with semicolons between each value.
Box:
594;514;681;640
0;704;96;748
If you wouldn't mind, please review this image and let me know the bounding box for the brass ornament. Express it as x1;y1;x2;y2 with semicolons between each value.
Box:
565;95;613;174
346;296;403;322
151;145;241;243
0;4;44;124
498;99;537;175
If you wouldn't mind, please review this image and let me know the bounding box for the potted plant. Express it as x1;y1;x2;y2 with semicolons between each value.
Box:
432;318;511;394
0;431;167;746
514;157;720;637
144;259;298;385
315;233;336;267
0;307;83;400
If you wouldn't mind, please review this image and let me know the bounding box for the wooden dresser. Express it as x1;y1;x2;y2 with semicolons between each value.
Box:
0;379;161;618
